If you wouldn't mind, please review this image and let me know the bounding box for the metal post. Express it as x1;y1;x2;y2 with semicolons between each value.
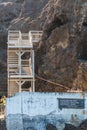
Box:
16;80;25;92
30;81;32;92
32;50;35;92
29;31;32;46
8;66;11;96
16;80;21;92
19;81;21;92
33;78;35;92
8;63;10;96
17;51;24;76
19;52;21;76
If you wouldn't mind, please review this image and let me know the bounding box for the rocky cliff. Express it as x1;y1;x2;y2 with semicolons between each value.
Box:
0;0;87;94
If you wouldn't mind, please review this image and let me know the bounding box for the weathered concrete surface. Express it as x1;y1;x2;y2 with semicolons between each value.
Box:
6;92;87;130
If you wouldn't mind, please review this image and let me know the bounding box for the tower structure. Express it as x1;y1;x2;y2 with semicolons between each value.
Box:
7;30;42;96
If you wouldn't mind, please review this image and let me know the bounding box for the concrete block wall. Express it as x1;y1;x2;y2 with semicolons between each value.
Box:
6;92;87;130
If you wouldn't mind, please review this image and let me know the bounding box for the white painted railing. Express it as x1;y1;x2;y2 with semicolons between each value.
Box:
29;31;43;43
8;30;43;48
9;67;32;77
21;33;30;46
8;31;20;46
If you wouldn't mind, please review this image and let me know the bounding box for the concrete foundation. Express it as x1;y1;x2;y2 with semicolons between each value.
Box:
6;92;87;130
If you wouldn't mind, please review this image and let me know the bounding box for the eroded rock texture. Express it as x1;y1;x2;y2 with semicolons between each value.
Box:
32;0;87;92
0;0;87;93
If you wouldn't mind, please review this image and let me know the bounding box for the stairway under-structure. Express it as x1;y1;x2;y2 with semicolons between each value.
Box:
7;30;42;96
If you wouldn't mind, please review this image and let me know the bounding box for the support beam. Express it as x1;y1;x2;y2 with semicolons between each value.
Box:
16;80;25;92
31;50;35;92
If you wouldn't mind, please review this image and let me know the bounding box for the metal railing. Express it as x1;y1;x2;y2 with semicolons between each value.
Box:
8;67;32;76
8;30;20;46
29;31;43;43
8;30;43;48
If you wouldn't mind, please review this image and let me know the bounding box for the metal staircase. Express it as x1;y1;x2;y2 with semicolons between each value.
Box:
7;30;42;96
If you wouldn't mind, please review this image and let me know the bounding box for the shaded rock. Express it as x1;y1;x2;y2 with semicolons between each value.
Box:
63;119;87;130
78;119;87;130
34;0;87;92
63;124;77;130
46;124;57;130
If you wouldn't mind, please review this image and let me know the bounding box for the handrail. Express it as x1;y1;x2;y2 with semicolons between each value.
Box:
8;30;43;47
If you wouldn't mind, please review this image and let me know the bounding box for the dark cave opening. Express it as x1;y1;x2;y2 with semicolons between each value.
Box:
22;81;31;91
46;15;67;37
78;42;87;60
21;52;30;59
82;20;87;27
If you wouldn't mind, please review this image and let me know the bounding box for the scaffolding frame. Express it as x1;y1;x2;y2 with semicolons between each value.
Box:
7;30;42;96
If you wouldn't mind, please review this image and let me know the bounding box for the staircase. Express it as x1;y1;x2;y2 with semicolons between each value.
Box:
7;30;43;96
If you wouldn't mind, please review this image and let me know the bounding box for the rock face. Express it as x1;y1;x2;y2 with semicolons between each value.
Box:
30;0;87;92
34;0;87;92
0;0;87;94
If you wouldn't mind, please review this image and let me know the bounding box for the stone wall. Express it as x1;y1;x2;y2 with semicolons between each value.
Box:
6;92;87;130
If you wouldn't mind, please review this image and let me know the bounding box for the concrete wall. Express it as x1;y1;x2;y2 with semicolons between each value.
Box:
6;92;87;130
